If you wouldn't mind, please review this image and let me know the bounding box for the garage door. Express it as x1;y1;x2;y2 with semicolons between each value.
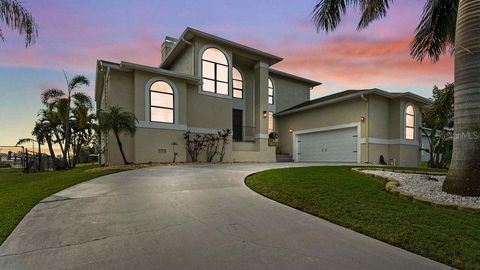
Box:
296;127;358;162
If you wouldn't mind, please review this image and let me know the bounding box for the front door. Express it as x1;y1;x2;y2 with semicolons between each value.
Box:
232;109;243;141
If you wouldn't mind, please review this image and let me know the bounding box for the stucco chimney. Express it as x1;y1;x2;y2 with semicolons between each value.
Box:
161;36;178;64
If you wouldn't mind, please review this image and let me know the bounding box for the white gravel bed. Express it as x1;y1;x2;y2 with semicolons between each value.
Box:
363;170;480;209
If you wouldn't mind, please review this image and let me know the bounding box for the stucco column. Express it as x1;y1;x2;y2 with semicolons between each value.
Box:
254;61;269;151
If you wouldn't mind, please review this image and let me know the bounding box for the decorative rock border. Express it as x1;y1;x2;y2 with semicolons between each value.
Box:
352;168;480;214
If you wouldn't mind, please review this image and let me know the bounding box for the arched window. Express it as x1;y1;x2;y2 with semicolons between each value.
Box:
405;105;415;140
150;81;174;123
201;48;228;95
232;67;243;99
268;78;274;105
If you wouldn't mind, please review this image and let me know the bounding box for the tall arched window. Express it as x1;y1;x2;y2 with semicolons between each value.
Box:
201;48;228;95
232;67;243;99
150;81;174;123
268;78;274;105
405;105;415;140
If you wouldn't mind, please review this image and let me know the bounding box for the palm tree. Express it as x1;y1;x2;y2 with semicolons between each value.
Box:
97;105;138;165
312;0;480;196
40;74;90;168
0;0;38;47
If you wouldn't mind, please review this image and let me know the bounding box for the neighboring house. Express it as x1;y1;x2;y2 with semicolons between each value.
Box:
95;27;430;167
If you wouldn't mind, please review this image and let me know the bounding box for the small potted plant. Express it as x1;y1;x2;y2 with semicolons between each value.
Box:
268;132;279;146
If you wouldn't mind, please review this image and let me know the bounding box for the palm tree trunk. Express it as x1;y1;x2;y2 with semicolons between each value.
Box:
442;0;480;196
45;137;59;169
37;141;42;171
114;131;129;164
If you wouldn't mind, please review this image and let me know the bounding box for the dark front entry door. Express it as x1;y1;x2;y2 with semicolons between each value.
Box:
232;109;243;141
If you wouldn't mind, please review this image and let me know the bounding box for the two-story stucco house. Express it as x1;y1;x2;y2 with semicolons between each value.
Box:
95;27;430;167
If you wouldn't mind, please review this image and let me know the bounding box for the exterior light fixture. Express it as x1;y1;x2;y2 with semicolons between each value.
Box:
288;128;293;133
263;111;267;118
361;116;365;122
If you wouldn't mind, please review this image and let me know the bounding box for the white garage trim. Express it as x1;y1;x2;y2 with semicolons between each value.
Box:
292;122;361;163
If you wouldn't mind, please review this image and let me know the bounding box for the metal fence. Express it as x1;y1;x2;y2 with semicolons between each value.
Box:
0;146;58;172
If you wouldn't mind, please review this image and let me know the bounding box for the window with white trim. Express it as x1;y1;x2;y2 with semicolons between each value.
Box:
268;78;274;105
232;67;243;99
405;105;415;140
201;48;229;95
150;81;174;123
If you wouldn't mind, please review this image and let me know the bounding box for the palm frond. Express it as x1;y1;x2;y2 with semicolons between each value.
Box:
98;105;138;137
69;75;90;90
410;0;458;62
0;0;39;47
16;137;35;146
312;0;359;32
41;88;64;105
72;92;93;108
357;0;393;29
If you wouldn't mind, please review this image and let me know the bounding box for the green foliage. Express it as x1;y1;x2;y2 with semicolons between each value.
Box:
98;105;138;136
422;83;454;168
246;166;480;269
0;165;124;244
0;0;38;47
98;105;138;164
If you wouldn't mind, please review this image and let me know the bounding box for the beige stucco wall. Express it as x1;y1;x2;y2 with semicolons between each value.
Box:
170;45;194;76
269;74;311;113
276;98;366;155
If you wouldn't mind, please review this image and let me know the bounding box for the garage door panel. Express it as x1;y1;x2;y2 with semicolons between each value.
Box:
296;127;358;162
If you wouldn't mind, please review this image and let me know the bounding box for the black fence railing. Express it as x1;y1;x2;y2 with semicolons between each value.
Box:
232;126;256;142
0;147;59;172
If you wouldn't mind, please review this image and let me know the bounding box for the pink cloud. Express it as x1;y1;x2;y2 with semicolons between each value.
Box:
269;34;453;94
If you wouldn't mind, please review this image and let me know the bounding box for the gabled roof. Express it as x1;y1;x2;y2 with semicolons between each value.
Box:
160;27;283;68
275;88;432;116
269;68;321;87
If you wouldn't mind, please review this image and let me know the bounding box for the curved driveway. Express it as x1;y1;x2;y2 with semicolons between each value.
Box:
0;163;449;270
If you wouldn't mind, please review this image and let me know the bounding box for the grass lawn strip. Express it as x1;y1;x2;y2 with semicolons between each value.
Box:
0;166;126;244
245;166;480;270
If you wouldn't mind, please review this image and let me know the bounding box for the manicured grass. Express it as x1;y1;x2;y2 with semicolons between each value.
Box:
246;166;479;270
0;166;125;244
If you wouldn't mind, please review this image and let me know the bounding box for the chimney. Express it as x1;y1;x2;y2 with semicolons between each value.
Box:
161;36;178;64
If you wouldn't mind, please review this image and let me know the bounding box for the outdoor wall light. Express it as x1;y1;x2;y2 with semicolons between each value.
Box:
289;128;293;133
361;116;365;122
263;111;267;118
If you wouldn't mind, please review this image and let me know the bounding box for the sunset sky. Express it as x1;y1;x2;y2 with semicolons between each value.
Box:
0;0;453;148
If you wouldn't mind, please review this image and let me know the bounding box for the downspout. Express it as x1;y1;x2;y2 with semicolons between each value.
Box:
361;93;369;163
181;37;195;76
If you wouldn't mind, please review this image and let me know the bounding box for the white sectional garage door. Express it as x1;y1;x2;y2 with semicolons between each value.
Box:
296;127;358;162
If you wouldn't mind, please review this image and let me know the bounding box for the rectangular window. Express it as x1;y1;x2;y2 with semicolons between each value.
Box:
201;59;229;96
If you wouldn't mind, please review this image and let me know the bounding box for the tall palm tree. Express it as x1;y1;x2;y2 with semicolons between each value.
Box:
98;105;138;165
41;74;90;168
312;0;480;196
0;0;38;47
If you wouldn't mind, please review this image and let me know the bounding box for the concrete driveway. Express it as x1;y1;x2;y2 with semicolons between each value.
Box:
0;163;450;270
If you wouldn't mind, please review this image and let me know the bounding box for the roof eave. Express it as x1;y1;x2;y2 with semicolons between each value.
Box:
269;68;321;87
161;27;283;68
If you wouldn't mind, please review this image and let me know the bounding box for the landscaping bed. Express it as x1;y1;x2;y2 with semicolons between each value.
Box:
361;169;480;211
245;166;480;270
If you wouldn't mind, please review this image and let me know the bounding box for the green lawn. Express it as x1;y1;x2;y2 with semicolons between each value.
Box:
246;166;479;270
0;166;125;244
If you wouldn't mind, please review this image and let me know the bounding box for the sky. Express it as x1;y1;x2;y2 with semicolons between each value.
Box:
0;0;453;148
